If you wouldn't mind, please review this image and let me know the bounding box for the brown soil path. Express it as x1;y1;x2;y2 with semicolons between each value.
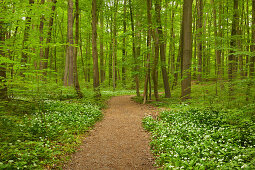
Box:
63;95;158;170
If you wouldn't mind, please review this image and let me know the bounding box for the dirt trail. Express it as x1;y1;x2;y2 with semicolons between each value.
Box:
63;95;158;170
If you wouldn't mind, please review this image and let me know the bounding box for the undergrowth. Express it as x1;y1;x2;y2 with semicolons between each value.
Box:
0;99;102;169
142;80;255;169
143;107;255;169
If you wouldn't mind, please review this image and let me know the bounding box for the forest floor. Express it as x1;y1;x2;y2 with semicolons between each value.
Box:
63;95;161;170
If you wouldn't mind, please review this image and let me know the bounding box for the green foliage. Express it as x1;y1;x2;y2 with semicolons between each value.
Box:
0;99;102;169
143;107;255;169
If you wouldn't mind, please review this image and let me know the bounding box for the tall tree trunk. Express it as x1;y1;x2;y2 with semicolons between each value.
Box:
143;0;152;104
20;0;34;77
228;0;239;94
0;20;7;100
100;5;105;83
251;0;255;78
112;0;118;90
43;0;57;76
129;0;140;97
197;0;203;82
155;0;171;98
92;0;101;97
122;0;127;87
174;8;184;87
39;0;45;70
67;0;74;86
181;0;193;101
74;0;83;98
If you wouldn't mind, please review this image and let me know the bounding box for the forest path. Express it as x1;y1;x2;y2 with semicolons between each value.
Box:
63;95;159;170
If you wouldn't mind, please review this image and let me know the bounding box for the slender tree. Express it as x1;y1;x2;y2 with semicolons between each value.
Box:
197;0;203;82
143;0;152;104
129;0;140;97
43;0;57;76
228;0;239;94
20;0;35;77
181;0;193;101
155;0;171;98
100;2;105;83
0;20;7;100
122;0;127;87
39;0;45;70
74;0;83;98
92;0;101;97
251;0;255;78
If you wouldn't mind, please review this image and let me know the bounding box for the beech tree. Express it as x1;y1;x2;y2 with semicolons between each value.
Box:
92;0;101;97
181;0;193;101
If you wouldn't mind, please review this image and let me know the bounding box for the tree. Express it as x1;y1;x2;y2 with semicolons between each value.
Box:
143;0;152;104
129;0;140;97
228;0;239;95
181;0;193;101
122;0;127;87
155;0;171;98
197;0;203;82
92;0;101;97
43;0;57;76
74;0;83;98
100;1;105;83
64;0;74;86
251;0;255;78
0;20;7;100
20;0;34;77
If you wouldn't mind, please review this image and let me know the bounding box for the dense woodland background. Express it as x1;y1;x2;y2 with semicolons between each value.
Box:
0;0;255;169
0;0;254;102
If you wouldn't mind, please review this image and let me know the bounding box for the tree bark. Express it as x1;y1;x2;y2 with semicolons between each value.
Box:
112;0;118;90
181;0;193;101
43;0;57;76
0;20;7;100
122;0;127;87
228;0;238;89
251;0;255;78
20;0;34;77
74;0;83;98
197;0;203;82
155;0;171;98
129;0;140;97
143;0;152;104
39;0;45;70
67;0;74;86
92;0;101;97
100;4;105;83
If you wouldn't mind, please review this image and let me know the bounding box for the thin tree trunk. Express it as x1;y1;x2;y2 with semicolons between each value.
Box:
197;0;203;82
251;0;255;78
67;0;74;86
228;0;239;95
143;0;152;104
0;21;7;100
122;0;127;87
92;0;101;97
181;0;193;101
174;10;184;87
74;0;83;98
112;0;118;90
129;0;140;97
20;0;34;77
39;0;45;70
100;6;104;83
155;0;171;98
43;0;57;76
